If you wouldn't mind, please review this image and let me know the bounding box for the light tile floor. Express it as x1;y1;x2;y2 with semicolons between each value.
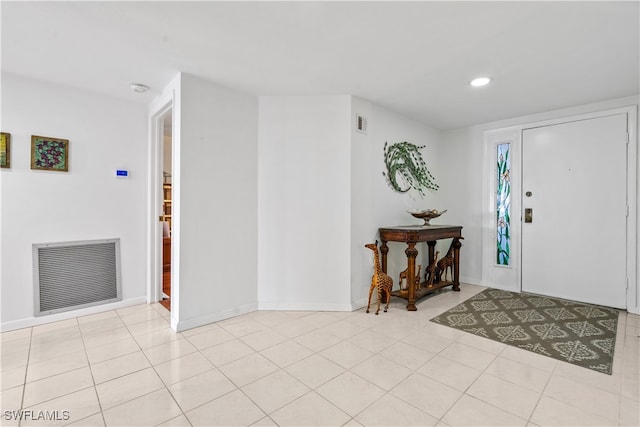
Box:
1;284;639;426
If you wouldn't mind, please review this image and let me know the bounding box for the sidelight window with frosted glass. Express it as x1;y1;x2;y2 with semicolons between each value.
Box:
496;143;511;265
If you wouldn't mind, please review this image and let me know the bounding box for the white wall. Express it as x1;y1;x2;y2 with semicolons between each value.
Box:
437;126;484;286
439;96;639;312
350;97;443;307
258;96;352;310
1;73;148;330
258;95;444;311
174;74;258;330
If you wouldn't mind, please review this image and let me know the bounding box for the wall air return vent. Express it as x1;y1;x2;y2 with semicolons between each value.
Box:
33;239;122;316
356;113;368;134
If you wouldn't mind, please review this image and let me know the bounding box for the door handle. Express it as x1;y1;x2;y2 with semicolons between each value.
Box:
524;208;533;223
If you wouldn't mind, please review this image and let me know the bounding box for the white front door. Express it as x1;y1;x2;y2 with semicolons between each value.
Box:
521;113;628;308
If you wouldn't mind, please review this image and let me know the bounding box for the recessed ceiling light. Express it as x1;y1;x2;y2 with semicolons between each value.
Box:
129;83;149;93
470;77;492;87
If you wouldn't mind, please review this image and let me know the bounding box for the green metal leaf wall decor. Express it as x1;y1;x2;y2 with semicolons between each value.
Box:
383;141;439;197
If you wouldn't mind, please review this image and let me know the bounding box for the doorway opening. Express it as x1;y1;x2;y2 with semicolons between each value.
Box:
160;109;173;311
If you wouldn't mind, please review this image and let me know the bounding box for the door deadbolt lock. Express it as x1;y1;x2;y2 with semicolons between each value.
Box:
524;208;533;223
525;191;533;197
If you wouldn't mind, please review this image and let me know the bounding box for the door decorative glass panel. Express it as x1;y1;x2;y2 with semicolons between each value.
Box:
497;143;511;265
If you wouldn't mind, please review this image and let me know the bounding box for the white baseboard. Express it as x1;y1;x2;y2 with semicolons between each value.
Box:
258;301;354;312
0;296;147;332
459;277;486;288
173;303;258;332
350;298;368;311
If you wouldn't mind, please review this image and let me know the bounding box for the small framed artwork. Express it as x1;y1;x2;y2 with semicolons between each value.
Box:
0;132;10;168
31;135;69;172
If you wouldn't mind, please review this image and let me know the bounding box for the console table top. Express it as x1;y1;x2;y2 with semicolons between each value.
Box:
379;224;462;231
379;225;463;243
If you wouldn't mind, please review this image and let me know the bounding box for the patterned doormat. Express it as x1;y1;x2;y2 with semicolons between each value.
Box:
430;288;619;374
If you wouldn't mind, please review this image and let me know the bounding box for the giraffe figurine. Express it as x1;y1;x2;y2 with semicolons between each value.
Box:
399;264;422;292
365;241;393;315
437;243;455;282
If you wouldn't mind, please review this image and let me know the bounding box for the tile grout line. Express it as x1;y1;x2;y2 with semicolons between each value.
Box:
342;311;492;425
175;323;328;425
182;335;255;425
616;318;629;427
433;338;504;426
452;331;557;424
17;326;33;427
74;314;107;427
115;307;191;427
529;353;621;426
200;314;368;425
157;311;326;424
523;354;558;426
19;317;106;426
234;333;331;418
527;362;571;423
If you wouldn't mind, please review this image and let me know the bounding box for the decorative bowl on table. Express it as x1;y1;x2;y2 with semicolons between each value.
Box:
408;209;447;226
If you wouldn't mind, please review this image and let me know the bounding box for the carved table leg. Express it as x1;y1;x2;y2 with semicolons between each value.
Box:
426;240;436;283
452;238;462;291
424;240;438;283
380;240;389;274
405;242;418;311
427;241;436;265
380;240;389;304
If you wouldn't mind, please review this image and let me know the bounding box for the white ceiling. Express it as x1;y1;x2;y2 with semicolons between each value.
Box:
2;1;638;130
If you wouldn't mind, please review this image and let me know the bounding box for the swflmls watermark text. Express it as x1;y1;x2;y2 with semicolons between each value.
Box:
3;410;70;421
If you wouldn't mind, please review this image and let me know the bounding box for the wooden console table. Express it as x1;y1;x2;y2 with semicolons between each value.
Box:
379;225;463;311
